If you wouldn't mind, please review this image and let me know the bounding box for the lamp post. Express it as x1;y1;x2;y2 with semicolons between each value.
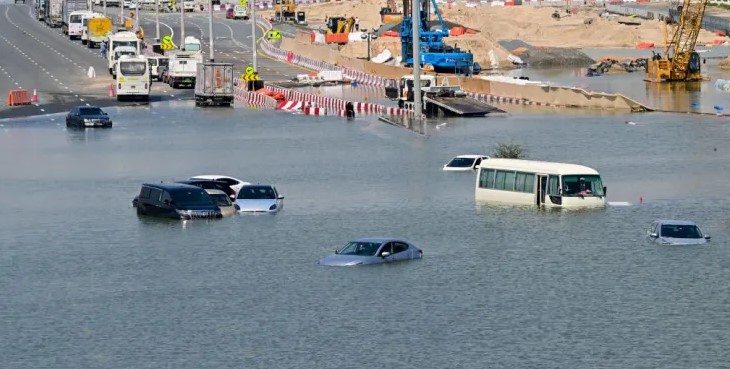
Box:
103;0;106;17
359;27;378;61
251;0;257;72
412;0;422;120
208;0;214;61
155;0;160;42
180;0;185;50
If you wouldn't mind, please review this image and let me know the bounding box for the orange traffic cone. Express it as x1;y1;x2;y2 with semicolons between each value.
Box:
32;88;38;103
109;83;115;97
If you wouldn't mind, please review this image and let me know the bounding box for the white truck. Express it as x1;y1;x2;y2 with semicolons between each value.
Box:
194;63;234;107
44;0;63;27
107;31;142;75
165;51;202;88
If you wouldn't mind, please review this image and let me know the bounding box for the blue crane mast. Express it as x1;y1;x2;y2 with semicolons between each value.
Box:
399;0;479;75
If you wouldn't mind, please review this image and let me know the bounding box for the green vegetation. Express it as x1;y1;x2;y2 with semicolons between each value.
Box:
493;143;527;159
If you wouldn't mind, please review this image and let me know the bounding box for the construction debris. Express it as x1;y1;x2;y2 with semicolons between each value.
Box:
587;58;648;76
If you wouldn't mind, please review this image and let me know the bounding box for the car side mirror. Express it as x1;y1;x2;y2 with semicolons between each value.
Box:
381;252;390;258
603;186;607;196
334;249;339;254
705;235;711;241
234;204;240;211
649;233;658;238
277;196;285;200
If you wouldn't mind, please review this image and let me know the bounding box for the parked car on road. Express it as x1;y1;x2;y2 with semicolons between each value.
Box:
205;189;239;217
66;106;112;128
443;155;489;171
226;7;234;19
648;219;710;245
177;179;237;199
132;183;222;220
235;184;284;213
318;238;423;266
189;175;249;198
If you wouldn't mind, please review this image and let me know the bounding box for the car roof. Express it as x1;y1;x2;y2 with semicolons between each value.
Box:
190;175;238;180
453;155;488;159
353;237;405;244
143;182;203;191
204;189;227;195
655;219;698;226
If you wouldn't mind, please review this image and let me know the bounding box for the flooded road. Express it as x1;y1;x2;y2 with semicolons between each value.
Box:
1;103;729;368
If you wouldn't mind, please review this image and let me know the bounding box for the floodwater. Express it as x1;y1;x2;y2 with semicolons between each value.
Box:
1;99;730;368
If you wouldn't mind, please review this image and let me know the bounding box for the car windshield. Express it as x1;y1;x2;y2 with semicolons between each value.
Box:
70;14;83;23
661;224;702;239
238;186;276;200
235;5;246;11
447;157;476;168
112;41;137;49
337;242;382;256
119;61;146;75
209;193;232;207
115;51;136;59
561;175;604;197
79;107;104;116
170;188;214;207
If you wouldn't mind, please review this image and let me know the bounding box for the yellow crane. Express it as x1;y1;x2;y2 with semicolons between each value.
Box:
645;0;708;82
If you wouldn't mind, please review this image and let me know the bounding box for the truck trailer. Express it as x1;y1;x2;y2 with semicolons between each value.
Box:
195;63;234;107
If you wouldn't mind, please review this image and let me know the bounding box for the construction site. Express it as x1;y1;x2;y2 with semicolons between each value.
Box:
255;0;730;113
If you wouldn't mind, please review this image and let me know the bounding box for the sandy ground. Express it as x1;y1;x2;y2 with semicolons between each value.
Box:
278;1;725;67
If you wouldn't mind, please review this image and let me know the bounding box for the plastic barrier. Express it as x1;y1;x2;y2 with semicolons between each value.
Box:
449;27;464;36
636;42;655;49
382;30;399;37
7;89;31;106
325;32;349;44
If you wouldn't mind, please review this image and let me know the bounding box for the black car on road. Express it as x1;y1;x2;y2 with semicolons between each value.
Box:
132;183;223;220
66;106;112;128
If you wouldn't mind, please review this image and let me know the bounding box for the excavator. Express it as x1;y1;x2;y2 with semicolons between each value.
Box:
326;17;355;34
274;0;306;25
645;0;708;82
380;0;403;24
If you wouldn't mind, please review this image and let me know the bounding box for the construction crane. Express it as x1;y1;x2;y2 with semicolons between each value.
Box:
399;0;478;75
645;0;708;82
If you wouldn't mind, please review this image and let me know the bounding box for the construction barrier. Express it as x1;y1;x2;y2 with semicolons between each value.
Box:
325;32;349;44
7;89;32;106
233;79;278;109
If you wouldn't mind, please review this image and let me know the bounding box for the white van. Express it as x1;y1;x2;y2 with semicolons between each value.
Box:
68;10;95;40
233;4;248;19
107;31;142;75
115;55;151;101
183;0;195;12
147;56;169;81
475;159;607;208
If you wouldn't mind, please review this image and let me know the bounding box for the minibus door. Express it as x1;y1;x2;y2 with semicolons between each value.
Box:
536;174;548;206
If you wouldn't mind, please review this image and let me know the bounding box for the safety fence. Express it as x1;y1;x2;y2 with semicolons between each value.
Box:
265;84;412;116
233;79;278;109
256;17;392;88
466;92;566;108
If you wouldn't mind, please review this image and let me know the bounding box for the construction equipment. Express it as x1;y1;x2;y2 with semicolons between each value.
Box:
399;0;479;75
645;0;708;82
274;0;305;24
326;17;354;34
380;0;403;24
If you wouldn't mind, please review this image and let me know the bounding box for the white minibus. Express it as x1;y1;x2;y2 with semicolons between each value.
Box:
115;55;151;101
68;10;94;40
475;159;607;208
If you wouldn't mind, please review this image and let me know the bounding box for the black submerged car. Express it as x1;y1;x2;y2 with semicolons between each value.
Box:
132;183;223;220
66;106;112;128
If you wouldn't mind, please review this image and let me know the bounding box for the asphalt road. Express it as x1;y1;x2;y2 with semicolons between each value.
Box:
0;2;308;120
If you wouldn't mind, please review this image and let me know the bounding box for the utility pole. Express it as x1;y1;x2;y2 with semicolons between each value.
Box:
180;0;185;50
134;0;139;31
412;0;422;120
251;0;257;72
103;0;106;17
120;0;123;28
155;0;160;41
208;0;214;61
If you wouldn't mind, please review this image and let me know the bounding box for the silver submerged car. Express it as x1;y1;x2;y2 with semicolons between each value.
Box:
648;219;711;245
318;238;423;266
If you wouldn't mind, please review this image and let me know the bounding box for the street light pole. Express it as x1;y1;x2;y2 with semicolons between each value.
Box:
155;0;160;41
120;0;123;28
251;0;257;72
412;0;422;120
208;0;214;61
134;0;139;31
180;0;185;50
103;0;106;17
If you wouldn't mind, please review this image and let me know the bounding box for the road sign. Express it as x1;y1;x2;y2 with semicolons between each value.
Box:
239;0;247;5
245;66;254;75
161;35;176;50
242;65;259;81
266;30;281;40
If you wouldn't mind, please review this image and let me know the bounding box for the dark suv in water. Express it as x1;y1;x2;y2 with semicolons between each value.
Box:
132;183;222;220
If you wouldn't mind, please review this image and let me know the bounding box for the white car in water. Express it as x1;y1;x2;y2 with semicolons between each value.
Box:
443;155;489;171
189;175;250;198
235;184;284;213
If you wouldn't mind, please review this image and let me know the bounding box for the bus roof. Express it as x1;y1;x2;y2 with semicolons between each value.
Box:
478;159;600;175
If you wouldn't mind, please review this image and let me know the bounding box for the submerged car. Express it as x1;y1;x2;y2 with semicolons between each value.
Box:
132;183;222;220
66;106;112;128
189;175;250;198
318;238;423;266
648;219;710;245
235;184;284;213
443;155;489;171
205;189;239;217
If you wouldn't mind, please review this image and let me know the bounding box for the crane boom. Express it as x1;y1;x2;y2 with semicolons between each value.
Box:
645;0;707;82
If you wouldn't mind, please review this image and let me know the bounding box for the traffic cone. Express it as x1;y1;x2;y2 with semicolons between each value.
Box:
31;88;38;103
109;83;115;97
